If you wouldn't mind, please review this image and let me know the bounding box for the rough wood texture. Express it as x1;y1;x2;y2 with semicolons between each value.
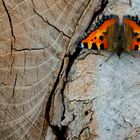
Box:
62;0;140;140
0;0;140;140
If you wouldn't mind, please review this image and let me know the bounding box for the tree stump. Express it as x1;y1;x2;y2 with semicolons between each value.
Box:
0;0;140;140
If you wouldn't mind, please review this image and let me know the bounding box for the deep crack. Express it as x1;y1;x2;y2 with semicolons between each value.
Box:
2;0;16;40
44;45;82;140
12;73;18;97
85;0;108;32
33;8;71;39
44;55;68;140
44;0;108;139
13;47;46;51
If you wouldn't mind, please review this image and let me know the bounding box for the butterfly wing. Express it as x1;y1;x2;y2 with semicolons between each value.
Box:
123;15;140;51
79;15;118;51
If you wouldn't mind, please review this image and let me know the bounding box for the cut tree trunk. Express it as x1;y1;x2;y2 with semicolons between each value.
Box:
0;0;140;140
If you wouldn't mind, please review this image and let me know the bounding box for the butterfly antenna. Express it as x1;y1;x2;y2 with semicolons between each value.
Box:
99;52;114;66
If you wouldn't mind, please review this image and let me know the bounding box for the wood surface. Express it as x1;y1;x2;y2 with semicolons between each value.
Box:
0;0;140;140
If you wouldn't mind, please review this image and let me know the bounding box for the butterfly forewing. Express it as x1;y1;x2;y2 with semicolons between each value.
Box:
80;15;118;51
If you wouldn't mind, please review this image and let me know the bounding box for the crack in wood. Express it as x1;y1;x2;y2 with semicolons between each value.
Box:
43;0;108;139
2;0;16;41
44;55;68;140
12;73;18;97
12;47;46;52
43;45;82;140
41;1;89;137
56;0;108;139
10;40;14;53
70;0;91;33
33;8;71;39
85;0;108;32
78;126;90;138
30;0;35;7
69;97;98;103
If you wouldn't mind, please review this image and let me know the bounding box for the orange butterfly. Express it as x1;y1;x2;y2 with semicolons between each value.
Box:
79;15;140;57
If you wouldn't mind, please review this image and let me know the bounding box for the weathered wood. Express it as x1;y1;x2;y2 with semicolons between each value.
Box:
0;0;97;139
1;0;140;140
62;0;140;140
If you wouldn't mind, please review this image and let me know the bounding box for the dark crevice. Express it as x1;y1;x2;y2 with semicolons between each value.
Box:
72;0;91;30
44;47;82;140
44;0;108;139
12;47;46;52
10;40;14;53
65;47;82;78
12;73;18;97
59;47;83;138
85;0;108;32
2;0;16;40
31;0;35;7
78;126;90;138
50;125;68;140
45;59;64;122
65;0;109;75
45;55;68;140
43;0;90;138
54;48;83;140
43;0;88;138
43;40;82;140
33;8;71;39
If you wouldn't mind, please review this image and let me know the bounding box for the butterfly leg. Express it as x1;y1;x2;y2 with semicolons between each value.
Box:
99;52;115;66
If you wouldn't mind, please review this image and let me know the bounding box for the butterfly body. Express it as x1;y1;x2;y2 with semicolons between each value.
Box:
112;24;126;57
79;15;140;57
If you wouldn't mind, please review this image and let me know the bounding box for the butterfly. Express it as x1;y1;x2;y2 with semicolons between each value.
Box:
78;15;140;57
